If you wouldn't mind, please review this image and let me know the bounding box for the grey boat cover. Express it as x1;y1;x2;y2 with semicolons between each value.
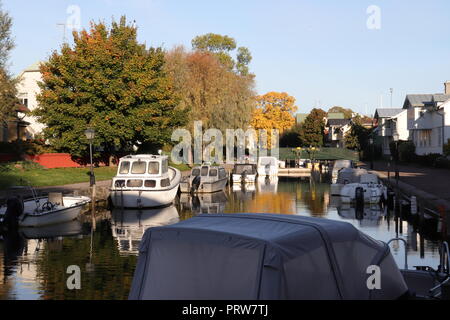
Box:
129;213;408;300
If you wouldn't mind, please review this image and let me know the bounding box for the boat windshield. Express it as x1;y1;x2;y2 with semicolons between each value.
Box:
234;165;255;174
119;161;130;174
192;168;200;177
148;161;160;175
201;167;209;176
132;161;146;174
162;159;168;174
209;168;218;177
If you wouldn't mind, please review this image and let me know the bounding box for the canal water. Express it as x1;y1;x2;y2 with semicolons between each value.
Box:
0;174;444;300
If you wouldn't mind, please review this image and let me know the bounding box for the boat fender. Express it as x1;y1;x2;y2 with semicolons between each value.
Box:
3;197;24;228
355;187;364;208
191;176;201;194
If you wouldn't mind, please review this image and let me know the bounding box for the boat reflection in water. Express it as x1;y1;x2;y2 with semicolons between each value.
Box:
335;201;388;228
19;219;85;240
111;206;180;255
179;192;227;215
256;176;279;194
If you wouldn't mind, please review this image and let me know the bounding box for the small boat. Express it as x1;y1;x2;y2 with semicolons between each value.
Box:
330;167;368;196
232;163;257;184
180;164;228;194
110;155;181;209
0;193;90;228
340;173;387;204
257;156;279;177
129;213;410;300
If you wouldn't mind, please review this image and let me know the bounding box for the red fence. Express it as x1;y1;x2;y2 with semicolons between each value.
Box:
25;153;82;169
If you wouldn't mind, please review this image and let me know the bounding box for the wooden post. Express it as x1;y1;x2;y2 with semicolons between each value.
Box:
91;184;96;231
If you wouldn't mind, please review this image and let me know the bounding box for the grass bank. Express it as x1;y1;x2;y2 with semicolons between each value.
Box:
0;161;191;190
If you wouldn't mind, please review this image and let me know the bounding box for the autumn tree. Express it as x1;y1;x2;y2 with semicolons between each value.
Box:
34;17;186;163
0;2;18;122
192;33;252;76
251;92;298;148
164;46;255;132
299;108;327;147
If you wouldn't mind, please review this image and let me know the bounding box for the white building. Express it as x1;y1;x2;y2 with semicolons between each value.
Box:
16;62;44;138
374;108;408;156
326;119;351;148
403;81;450;155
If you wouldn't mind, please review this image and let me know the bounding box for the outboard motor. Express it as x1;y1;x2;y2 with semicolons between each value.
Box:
241;170;247;185
190;176;201;194
355;187;365;211
2;197;24;229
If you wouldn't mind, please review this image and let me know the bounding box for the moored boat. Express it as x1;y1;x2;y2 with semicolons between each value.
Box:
180;164;228;194
232;163;257;184
257;156;279;177
340;173;388;204
110;155;181;209
0;194;90;228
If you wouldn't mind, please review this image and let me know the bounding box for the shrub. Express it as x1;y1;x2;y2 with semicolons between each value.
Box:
435;156;450;169
444;139;450;157
416;153;442;167
398;141;416;162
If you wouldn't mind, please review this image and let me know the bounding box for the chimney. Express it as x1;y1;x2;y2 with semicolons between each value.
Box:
446;81;450;95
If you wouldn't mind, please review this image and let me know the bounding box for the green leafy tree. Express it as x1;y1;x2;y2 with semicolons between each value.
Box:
191;33;252;75
328;106;354;119
0;2;18;122
344;116;371;151
34;17;186;163
299;108;327;147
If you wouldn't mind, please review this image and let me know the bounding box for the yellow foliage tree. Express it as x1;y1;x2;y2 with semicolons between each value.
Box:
250;92;298;148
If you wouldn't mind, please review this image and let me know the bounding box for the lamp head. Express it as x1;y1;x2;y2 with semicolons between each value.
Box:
85;128;95;141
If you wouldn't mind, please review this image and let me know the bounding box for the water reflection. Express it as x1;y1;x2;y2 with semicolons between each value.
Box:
0;174;446;300
111;206;180;255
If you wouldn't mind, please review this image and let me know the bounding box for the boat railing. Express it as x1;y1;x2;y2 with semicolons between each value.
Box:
387;237;408;270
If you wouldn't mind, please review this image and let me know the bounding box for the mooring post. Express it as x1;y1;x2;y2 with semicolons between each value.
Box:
91;184;96;231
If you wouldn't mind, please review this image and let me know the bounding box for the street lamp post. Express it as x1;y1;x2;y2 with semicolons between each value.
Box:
85;128;96;230
393;132;400;211
85;128;96;187
369;137;374;170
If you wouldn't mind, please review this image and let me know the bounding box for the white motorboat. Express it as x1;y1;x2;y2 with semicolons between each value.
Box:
180;164;228;194
232;163;257;184
257;156;279;177
340;173;387;204
110;155;181;209
330;167;368;196
0;194;90;228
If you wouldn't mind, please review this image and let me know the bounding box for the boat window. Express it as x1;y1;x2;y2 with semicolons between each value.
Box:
161;159;168;174
127;179;143;188
145;180;156;188
234;165;255;175
192;169;200;177
115;180;126;188
131;161;146;174
119;161;130;174
161;178;170;188
209;168;218;177
148;162;160;175
201;167;209;176
219;168;227;179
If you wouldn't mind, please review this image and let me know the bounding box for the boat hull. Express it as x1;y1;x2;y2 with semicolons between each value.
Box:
232;174;256;184
110;186;179;209
20;205;83;227
180;178;228;193
340;183;387;204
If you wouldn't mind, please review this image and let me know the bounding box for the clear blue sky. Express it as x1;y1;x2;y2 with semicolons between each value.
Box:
4;0;450;115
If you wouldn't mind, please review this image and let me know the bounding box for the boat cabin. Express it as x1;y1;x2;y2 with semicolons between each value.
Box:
190;165;227;182
113;155;173;190
232;163;257;175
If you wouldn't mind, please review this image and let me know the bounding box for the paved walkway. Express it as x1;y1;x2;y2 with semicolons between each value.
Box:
362;160;450;203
